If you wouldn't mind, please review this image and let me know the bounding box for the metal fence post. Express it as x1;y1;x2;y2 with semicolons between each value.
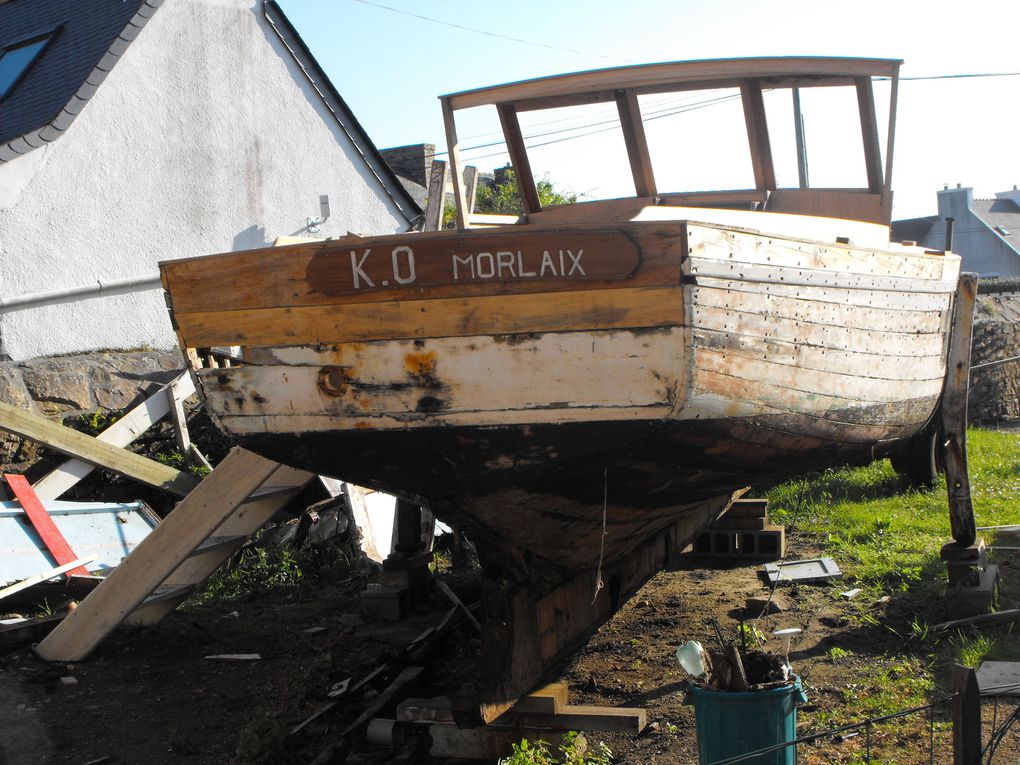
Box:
953;664;981;764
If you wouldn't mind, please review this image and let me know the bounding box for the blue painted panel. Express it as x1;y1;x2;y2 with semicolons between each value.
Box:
0;500;159;584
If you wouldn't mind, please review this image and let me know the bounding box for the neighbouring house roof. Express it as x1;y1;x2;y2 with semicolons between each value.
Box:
0;0;419;223
0;0;156;160
890;215;936;244
973;198;1019;252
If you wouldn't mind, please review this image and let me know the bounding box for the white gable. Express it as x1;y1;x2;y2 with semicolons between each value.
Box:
0;0;411;360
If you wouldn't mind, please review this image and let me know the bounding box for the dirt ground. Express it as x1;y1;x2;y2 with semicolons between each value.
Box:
1;530;1018;764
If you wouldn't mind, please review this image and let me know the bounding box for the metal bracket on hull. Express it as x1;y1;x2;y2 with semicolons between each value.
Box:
941;273;978;547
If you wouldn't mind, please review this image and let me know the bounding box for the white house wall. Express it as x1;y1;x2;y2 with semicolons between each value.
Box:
0;0;409;361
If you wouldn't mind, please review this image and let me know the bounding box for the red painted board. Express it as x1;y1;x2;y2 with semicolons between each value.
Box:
4;473;90;577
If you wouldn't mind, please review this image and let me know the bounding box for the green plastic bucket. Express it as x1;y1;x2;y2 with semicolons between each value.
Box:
690;678;807;765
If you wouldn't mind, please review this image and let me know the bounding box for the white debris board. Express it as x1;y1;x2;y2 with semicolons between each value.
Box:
763;557;842;585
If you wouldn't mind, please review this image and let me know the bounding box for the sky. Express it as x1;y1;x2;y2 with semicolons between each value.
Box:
277;0;1020;220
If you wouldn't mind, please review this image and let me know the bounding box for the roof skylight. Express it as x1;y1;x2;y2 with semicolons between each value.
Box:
0;32;54;100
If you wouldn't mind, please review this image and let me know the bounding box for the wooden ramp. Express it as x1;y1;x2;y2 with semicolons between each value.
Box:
35;448;314;662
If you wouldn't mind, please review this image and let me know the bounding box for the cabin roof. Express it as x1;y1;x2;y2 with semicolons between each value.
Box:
441;56;902;111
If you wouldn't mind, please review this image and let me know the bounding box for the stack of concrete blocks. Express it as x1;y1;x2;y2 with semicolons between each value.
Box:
689;498;786;560
363;550;433;621
941;539;999;618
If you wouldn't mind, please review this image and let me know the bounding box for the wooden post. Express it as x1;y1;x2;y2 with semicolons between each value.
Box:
423;159;449;232
952;664;981;765
941;273;978;547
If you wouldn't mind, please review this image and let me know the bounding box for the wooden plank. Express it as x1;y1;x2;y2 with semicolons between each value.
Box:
740;79;776;191
423;159;448;232
690;304;947;356
0;401;198;498
166;375;193;460
172;286;685;348
199;329;682;420
764;188;886;225
510;682;568;715
35;449;281;661
443;57;900;111
694;327;946;380
686;258;957;294
0;558;94;603
497;103;540;213
435;580;481;634
688;369;938;431
507;704;646;733
160;222;687;313
32;372;195;501
692;284;947;334
882;71;898;223
441;97;469;230
687;224;952;280
942;273;978;547
5;475;91;577
615;90;656;197
691;275;953;312
855;76;883;193
126;463;313;625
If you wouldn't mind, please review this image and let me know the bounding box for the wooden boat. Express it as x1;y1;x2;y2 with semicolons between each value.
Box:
160;57;964;720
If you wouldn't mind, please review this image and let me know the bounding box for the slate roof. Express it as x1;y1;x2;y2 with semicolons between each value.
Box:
0;0;158;160
890;215;936;244
973;198;1020;253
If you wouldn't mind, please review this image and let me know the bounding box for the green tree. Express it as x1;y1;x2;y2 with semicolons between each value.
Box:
474;167;578;215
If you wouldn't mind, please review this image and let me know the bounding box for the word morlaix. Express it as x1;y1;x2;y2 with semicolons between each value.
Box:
305;231;641;296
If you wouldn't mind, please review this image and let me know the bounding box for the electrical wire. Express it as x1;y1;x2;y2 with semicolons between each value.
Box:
351;0;634;63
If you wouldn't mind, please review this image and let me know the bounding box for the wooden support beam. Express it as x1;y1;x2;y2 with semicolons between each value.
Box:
941;273;977;547
462;165;479;221
35;449;284;661
423;159;449;232
0;557;94;604
32;372;196;501
792;87;809;188
0;401;198;497
615;90;656;197
855;76;883;193
5;475;91;577
441;98;469;230
740;79;776;191
475;491;738;723
497;103;541;213
882;72;899;223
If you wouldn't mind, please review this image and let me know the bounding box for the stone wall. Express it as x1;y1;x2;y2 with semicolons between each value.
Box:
0;350;184;464
969;294;1020;424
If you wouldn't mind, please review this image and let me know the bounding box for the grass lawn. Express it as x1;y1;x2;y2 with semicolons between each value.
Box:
763;428;1020;762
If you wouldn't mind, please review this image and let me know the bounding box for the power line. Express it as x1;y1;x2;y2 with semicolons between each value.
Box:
350;0;634;64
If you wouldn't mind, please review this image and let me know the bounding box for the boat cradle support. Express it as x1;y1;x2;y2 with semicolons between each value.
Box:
940;273;978;548
457;491;740;725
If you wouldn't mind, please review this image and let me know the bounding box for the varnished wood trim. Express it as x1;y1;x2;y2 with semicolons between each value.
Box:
615;90;656;197
855;76;883;193
444;57;901;110
740;80;776;191
174;286;684;347
497;103;540;213
441;97;469;230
